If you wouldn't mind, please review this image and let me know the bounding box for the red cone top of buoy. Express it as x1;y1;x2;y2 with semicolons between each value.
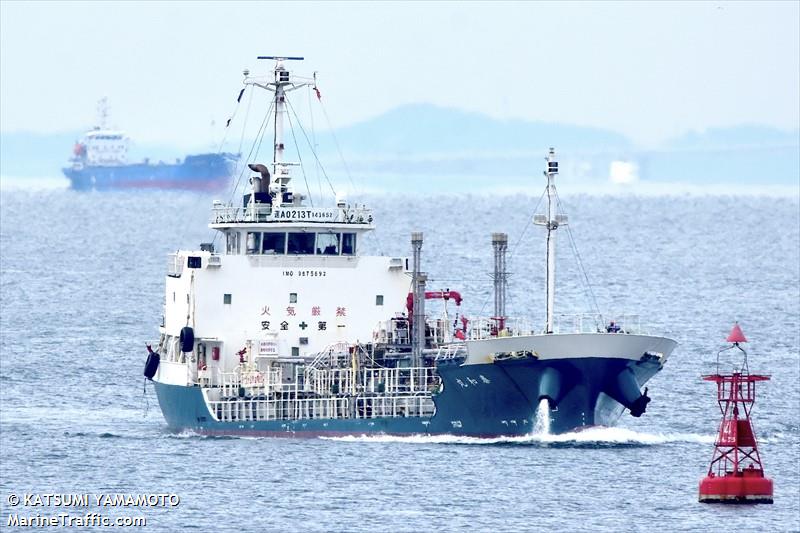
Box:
726;322;747;343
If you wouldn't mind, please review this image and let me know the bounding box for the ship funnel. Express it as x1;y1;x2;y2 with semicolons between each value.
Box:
248;163;271;193
603;367;650;417
250;176;263;193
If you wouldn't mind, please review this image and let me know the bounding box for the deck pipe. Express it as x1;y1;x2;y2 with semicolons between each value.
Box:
411;233;425;367
492;233;508;326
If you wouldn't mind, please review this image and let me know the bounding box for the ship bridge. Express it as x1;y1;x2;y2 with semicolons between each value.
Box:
73;99;130;167
199;187;383;265
156;56;414;387
206;54;377;258
209;186;375;258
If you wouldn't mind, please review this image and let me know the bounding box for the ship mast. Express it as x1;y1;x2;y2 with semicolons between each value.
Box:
534;148;566;334
272;61;287;187
244;56;309;207
96;97;109;130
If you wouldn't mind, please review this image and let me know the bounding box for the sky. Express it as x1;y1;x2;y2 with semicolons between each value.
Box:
1;1;798;149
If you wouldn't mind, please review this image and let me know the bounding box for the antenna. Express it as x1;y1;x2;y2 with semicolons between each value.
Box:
96;97;109;130
240;55;315;208
533;148;565;334
257;56;304;61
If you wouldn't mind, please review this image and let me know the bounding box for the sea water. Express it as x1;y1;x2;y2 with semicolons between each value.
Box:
0;185;798;532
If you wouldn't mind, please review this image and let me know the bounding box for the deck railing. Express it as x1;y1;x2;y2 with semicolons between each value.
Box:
304;366;438;396
207;392;435;422
433;344;466;361
203;362;439;423
463;313;646;338
210;204;374;225
219;368;283;397
554;313;645;334
466;317;536;340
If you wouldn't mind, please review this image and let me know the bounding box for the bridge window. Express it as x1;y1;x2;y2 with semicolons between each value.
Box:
287;232;315;255
226;231;240;255
342;233;356;255
246;232;261;254
262;232;286;254
316;233;340;255
236;231;355;256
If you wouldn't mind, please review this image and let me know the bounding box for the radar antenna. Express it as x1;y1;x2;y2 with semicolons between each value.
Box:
96;97;109;130
533;148;567;333
242;56;312;208
257;56;305;61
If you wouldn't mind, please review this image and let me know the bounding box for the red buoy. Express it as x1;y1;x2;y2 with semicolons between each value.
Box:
699;324;773;504
726;322;748;344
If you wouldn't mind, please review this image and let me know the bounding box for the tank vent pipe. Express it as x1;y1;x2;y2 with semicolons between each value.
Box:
411;233;425;367
492;232;508;328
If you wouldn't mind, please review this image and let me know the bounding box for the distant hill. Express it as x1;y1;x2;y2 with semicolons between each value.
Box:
1;104;797;187
636;126;799;185
316;108;798;185
324;103;632;157
665;125;799;150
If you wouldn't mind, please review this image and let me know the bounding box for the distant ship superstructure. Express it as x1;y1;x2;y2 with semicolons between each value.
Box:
64;98;236;191
144;57;677;437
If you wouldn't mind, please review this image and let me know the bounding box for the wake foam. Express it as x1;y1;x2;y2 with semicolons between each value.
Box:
322;427;715;447
532;398;551;436
163;429;243;441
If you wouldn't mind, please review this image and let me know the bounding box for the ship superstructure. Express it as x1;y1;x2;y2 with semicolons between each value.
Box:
145;57;677;437
64;98;237;191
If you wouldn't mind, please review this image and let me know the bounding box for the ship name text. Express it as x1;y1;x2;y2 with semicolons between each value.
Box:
271;208;336;221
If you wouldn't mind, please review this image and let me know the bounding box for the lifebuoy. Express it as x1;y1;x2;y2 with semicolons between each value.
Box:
180;327;194;353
